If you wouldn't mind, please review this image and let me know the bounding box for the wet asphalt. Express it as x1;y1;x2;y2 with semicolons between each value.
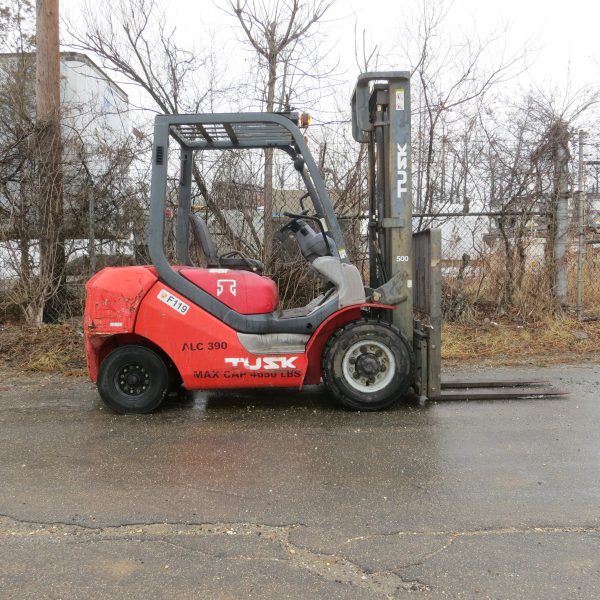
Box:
0;364;598;599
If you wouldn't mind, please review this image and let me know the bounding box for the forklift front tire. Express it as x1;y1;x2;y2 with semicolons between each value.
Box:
322;320;413;411
98;345;169;414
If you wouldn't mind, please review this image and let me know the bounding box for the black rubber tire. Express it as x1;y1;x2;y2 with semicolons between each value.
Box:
322;319;414;411
97;345;169;414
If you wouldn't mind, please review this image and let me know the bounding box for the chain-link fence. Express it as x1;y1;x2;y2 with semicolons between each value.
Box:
4;132;599;325
5;196;599;324
411;211;600;322
184;180;600;323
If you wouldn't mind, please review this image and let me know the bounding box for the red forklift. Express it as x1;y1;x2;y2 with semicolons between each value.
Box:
84;72;559;413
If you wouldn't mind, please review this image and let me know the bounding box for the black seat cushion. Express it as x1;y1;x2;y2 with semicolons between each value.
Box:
219;255;264;274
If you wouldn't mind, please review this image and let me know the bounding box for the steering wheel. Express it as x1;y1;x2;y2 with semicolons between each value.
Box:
279;209;310;232
278;211;333;254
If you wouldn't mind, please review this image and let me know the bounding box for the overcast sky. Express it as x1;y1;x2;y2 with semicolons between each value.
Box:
60;0;599;126
332;0;598;87
61;0;599;89
162;0;599;89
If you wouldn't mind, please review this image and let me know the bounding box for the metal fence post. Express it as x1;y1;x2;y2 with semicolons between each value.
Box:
553;130;570;308
576;130;587;318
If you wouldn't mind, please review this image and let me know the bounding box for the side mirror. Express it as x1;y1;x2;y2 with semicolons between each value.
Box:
293;157;305;172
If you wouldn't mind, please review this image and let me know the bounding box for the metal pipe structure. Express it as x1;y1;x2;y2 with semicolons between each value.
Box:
88;189;95;274
576;130;587;319
176;149;192;266
413;211;550;218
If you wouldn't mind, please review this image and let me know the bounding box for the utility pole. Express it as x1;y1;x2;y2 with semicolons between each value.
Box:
36;0;64;322
576;130;587;319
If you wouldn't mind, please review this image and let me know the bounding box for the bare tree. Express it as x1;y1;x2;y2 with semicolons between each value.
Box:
66;0;250;258
0;0;56;323
437;83;600;320
225;0;335;265
397;0;525;217
0;59;146;321
0;0;35;52
68;0;205;115
0;1;152;322
0;54;39;320
0;0;72;323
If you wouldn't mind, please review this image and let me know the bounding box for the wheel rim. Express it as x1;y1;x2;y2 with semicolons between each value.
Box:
115;362;151;397
341;340;396;394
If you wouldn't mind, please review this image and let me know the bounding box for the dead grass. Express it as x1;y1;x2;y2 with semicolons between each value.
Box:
0;316;598;377
0;321;86;375
442;316;600;366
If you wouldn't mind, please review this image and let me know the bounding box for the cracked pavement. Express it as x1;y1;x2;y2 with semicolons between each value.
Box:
0;364;599;598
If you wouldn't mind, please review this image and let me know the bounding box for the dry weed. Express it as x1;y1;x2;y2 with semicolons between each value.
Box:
442;316;600;365
0;322;86;375
1;315;598;377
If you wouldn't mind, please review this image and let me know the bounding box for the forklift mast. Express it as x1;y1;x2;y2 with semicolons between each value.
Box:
351;72;442;398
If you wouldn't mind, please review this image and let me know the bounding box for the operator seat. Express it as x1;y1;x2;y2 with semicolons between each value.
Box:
190;213;264;274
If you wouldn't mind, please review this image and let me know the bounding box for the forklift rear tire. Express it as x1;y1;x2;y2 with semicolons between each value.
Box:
322;320;413;411
98;345;169;414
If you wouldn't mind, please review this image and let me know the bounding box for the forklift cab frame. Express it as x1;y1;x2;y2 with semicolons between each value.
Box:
149;111;366;335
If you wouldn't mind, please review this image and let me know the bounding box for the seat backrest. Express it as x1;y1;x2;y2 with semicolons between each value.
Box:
190;213;219;267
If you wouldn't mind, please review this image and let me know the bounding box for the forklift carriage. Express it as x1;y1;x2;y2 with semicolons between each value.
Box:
85;72;554;414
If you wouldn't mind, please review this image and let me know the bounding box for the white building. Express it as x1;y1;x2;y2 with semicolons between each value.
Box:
0;51;128;137
0;52;131;280
61;51;129;140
